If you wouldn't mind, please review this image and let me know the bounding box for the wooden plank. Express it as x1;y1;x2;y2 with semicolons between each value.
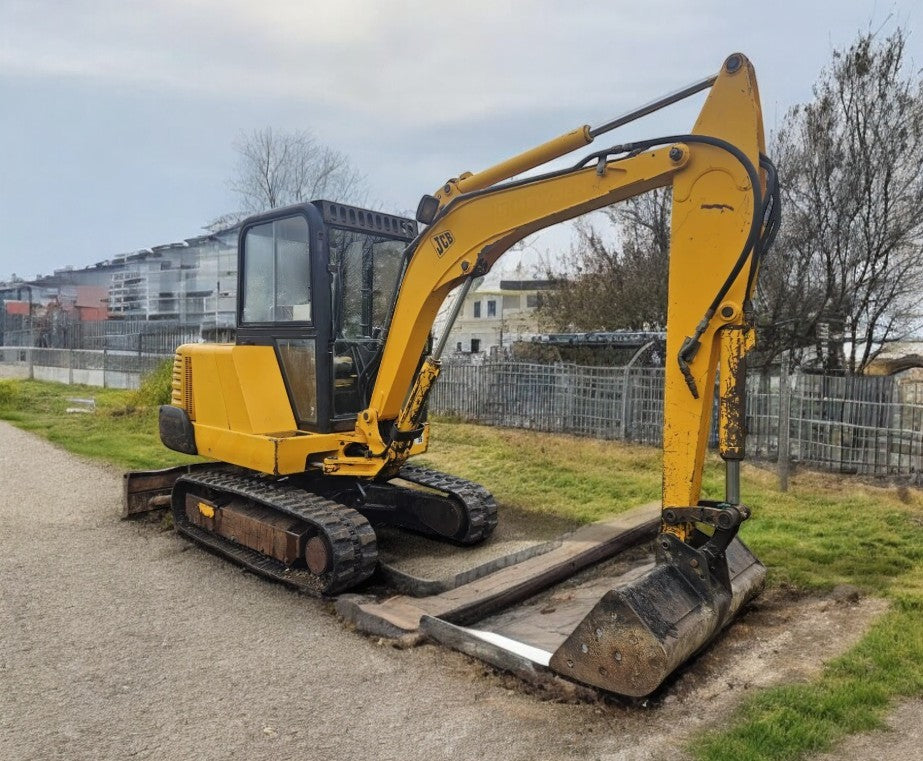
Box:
185;494;216;532
347;502;660;635
216;501;309;566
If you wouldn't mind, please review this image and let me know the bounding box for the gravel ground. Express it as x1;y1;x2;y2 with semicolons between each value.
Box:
0;422;613;761
0;420;917;761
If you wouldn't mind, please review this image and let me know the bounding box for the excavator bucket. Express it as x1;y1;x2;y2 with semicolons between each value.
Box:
417;532;764;697
547;533;764;696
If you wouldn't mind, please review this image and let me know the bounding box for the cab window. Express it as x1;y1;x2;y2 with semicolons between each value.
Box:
241;215;312;323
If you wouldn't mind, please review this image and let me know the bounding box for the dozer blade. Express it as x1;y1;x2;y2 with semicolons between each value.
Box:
122;463;216;518
547;534;765;696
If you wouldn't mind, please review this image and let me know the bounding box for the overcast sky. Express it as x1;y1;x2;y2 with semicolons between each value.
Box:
1;0;920;281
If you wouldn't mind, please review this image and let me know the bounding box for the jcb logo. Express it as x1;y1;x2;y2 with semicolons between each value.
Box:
432;231;455;257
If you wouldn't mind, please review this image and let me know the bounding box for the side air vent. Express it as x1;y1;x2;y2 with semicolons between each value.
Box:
170;353;183;405
183;356;195;421
170;352;196;421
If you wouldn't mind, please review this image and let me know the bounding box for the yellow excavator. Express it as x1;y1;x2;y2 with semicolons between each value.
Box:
126;53;780;697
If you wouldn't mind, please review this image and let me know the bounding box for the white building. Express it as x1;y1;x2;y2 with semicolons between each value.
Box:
33;225;240;327
435;270;553;356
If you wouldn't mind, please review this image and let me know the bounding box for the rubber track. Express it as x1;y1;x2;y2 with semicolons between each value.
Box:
396;465;499;545
173;469;378;596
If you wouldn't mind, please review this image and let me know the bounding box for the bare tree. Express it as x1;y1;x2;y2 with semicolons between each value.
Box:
538;189;671;331
229;127;366;214
756;28;923;372
541;29;923;375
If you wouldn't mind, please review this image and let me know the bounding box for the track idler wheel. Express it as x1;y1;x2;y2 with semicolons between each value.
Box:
305;535;332;575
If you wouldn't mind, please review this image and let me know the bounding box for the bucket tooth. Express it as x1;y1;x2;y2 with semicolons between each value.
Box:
548;535;765;697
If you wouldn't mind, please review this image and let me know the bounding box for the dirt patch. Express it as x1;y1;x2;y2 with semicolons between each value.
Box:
810;699;923;761
659;587;887;707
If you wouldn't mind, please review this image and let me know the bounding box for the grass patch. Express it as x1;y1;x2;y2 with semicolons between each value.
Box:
126;357;173;408
684;470;923;759
417;421;724;523
691;605;923;760
0;386;920;758
0;377;197;470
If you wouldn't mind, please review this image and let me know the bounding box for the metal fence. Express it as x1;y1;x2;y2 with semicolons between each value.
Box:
0;320;204;353
5;347;923;480
431;362;671;445
431;360;923;480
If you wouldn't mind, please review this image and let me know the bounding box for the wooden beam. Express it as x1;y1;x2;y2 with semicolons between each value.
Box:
338;502;660;636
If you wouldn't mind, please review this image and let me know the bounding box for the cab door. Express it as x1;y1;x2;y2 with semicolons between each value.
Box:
236;204;334;432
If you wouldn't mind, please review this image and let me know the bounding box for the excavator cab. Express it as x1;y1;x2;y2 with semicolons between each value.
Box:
235;201;418;433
